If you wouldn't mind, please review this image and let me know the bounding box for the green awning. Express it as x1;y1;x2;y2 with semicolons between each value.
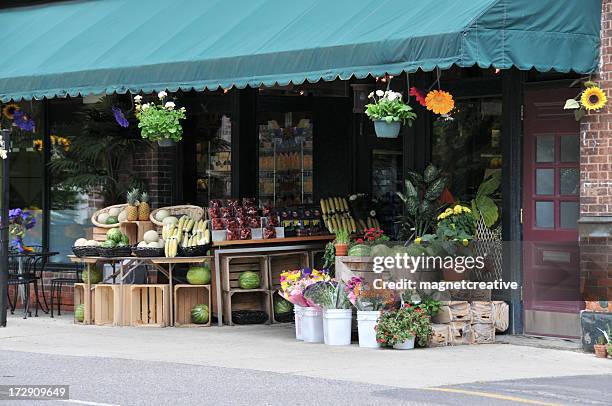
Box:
0;0;601;101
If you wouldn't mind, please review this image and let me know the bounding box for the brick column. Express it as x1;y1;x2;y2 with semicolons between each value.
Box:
132;145;175;208
579;0;612;311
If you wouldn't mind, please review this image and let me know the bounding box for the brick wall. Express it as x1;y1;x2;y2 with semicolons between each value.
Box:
132;144;175;208
579;0;612;310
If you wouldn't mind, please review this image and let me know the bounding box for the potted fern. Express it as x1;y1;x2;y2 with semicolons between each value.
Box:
134;91;186;147
365;90;416;138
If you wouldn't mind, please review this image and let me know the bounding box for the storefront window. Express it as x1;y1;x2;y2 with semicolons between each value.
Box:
432;98;502;202
258;112;313;207
371;149;402;233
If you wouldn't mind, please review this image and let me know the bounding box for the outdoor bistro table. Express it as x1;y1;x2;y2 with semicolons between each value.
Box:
68;255;211;326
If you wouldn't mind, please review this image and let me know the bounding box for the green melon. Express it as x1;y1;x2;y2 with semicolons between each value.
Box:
191;304;209;324
186;265;211;285
274;295;293;314
120;234;129;245
101;240;116;249
371;244;392;258
239;271;260;289
106;228;123;243
105;216;119;225
82;268;102;284
74;304;85;322
348;244;372;257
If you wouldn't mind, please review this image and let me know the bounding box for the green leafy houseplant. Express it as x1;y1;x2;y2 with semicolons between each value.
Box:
135;91;186;143
471;171;501;228
376;305;433;347
365;90;417;125
396;164;448;240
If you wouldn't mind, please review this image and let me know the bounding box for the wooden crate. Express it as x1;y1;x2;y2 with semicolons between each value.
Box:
129;285;170;327
429;323;451;347
174;284;211;327
473;323;496;344
222;290;271;326
73;283;95;325
94;284;123;326
120;221;155;245
92;226;110;242
449;321;475;345
493;301;510;332
433;301;472;324
471;301;494;324
268;252;309;291
310;249;326;269
222;255;268;292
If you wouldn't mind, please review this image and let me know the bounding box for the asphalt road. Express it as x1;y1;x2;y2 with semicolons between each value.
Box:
1;350;610;406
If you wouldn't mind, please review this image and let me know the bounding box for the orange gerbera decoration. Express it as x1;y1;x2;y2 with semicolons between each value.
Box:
425;90;455;115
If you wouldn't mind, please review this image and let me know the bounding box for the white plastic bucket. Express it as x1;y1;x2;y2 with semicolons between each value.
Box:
294;305;304;340
323;309;353;346
357;310;381;348
393;336;415;350
301;307;324;343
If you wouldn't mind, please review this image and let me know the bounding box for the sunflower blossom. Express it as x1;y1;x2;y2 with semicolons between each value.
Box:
581;86;607;111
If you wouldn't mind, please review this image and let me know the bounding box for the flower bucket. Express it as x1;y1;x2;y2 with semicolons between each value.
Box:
157;138;176;147
323;309;352;346
393;336;415;350
357;310;381;348
374;120;401;138
301;307;324;343
294;305;304;340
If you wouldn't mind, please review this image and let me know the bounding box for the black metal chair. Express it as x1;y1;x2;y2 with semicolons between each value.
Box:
50;264;82;317
7;254;32;319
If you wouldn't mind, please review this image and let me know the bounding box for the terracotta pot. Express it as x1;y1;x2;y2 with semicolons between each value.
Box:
594;344;608;358
335;243;348;256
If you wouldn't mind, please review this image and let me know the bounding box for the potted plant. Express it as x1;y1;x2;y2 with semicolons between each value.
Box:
334;229;350;257
365;90;416;138
376;304;433;350
304;280;352;346
346;277;397;348
134;91;186;147
595;328;611;358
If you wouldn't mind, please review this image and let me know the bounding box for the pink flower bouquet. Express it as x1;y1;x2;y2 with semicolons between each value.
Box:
279;268;330;307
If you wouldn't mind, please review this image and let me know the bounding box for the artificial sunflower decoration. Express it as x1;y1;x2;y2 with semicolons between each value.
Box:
425;90;455;115
2;103;19;120
581;85;607;111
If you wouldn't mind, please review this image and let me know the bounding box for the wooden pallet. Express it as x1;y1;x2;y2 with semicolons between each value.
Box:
73;283;95;325
473;323;496;344
174;284;211;327
493;301;510;332
267;252;309;291
222;255;268;292
433;301;472;324
449;321;475;345
222;290;271;326
129;285;170;327
471;301;495;324
429;323;451;347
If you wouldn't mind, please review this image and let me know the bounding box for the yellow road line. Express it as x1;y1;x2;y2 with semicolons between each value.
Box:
424;387;562;406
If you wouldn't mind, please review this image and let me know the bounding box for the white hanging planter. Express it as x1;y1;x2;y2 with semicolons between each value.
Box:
357;310;381;348
393;336;415;350
157;138;176;147
323;309;352;346
301;307;324;343
373;120;401;138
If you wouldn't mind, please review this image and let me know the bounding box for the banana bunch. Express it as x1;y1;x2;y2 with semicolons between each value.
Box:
162;216;211;257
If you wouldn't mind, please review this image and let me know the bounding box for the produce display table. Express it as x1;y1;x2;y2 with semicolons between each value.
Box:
68;255;211;326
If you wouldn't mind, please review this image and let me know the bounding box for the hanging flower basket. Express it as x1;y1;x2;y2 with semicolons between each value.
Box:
365;89;416;139
157;138;176;147
134;91;186;146
373;120;401;138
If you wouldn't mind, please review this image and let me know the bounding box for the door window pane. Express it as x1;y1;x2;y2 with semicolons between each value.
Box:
536;168;554;195
560;202;579;229
535;201;554;228
536;135;555;163
560;136;579;162
560;168;579;195
372;150;402;232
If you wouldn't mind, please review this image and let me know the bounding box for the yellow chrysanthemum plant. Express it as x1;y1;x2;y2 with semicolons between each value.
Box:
564;80;608;121
435;204;476;247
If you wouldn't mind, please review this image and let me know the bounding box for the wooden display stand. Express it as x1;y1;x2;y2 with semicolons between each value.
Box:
267;252;309;290
129;284;170;327
174;284;211;327
94;284;126;326
310;249;326;269
222;255;269;291
222;290;271;326
73;283;95;325
92;227;112;242
120;221;155;245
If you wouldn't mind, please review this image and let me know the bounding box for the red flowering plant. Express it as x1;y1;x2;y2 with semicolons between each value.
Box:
345;276;397;311
355;227;390;245
375;304;433;347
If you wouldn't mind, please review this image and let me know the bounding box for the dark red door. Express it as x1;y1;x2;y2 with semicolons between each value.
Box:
523;88;582;337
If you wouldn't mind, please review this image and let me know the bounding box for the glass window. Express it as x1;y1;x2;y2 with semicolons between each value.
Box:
536;168;554;195
560;136;579;162
560;168;579;195
535;201;554;228
536;135;555;163
372;149;402;233
432;98;502;202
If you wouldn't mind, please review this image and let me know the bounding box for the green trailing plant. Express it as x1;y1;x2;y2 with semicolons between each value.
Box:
471;171;501;228
402;291;443;318
47;96;150;206
396;164;447;240
323;241;336;275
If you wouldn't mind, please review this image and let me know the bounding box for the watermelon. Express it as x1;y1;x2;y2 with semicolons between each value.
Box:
191;304;209;324
239;271;260;289
406;243;426;256
274;295;293;314
390;245;410;256
348;244;372;257
81;268;102;284
106;228;123;243
105;216;119;224
74;304;85;322
120;234;129;245
101;240;116;249
186;265;211;285
371;244;392;258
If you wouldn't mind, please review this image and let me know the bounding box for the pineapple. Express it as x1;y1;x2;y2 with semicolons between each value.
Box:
126;188;140;221
138;191;150;221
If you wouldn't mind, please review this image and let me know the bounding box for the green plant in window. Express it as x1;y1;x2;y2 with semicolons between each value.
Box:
470;171;501;228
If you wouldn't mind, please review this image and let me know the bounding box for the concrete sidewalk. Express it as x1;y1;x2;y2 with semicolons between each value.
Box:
1;314;611;389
